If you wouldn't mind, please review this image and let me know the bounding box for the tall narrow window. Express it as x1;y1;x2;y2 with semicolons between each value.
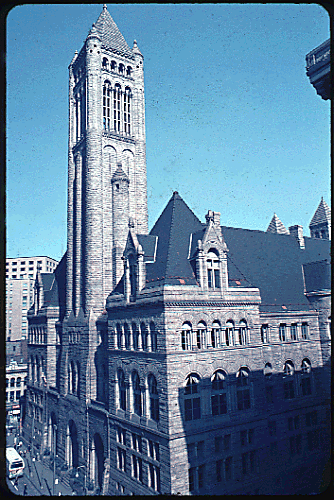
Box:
225;320;234;346
261;324;269;343
279;324;286;342
238;320;247;345
211;321;221;348
181;322;192;350
290;323;297;341
283;361;295;399
211;371;227;415
114;84;121;132
301;322;308;339
150;321;157;352
236;368;251;410
184;374;201;421
117;369;126;411
207;249;220;289
132;322;138;350
124;323;130;350
124;87;131;135
196;322;207;349
132;371;142;416
148;374;159;421
103;81;111;130
300;358;312;396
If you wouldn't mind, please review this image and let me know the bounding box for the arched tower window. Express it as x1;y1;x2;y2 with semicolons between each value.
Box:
119;63;124;74
132;322;138;350
140;322;148;351
196;321;207;349
150;321;157;351
113;84;122;132
102;57;108;70
207;249;220;289
148;374;159;421
211;370;227;415
181;322;192;350
111;60;117;71
124;87;131;135
124;323;130;349
103;80;111;131
184;374;201;421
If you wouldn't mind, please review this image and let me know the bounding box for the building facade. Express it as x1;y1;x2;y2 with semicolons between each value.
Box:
306;38;330;100
6;360;28;429
6;256;59;341
23;6;331;496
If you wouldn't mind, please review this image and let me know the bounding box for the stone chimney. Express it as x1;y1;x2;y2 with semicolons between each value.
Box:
289;225;305;249
205;210;221;226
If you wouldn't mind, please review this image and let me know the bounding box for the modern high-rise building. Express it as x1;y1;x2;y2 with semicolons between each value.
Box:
6;256;59;341
22;6;331;496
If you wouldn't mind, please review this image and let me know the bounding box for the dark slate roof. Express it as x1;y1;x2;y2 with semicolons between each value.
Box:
143;193;330;312
145;192;203;287
94;5;133;58
303;260;331;293
42;253;67;320
309;197;331;226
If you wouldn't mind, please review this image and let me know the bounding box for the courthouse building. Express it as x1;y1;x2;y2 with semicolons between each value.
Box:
23;6;331;495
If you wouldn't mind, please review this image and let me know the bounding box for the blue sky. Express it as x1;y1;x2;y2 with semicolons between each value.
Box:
6;4;330;261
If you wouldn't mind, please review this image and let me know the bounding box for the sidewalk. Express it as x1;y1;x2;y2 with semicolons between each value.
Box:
8;432;75;496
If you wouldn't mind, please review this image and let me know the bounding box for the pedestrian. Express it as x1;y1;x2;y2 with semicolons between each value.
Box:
19;441;23;448
14;436;17;446
23;484;27;495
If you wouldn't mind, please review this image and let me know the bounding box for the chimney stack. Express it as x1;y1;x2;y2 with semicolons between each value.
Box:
289;225;305;249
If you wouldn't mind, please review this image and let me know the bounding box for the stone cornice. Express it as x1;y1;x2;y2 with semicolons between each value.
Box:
102;45;135;61
102;130;135;144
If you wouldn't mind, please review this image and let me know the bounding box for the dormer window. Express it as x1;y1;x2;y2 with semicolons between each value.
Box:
129;254;137;297
207;249;220;289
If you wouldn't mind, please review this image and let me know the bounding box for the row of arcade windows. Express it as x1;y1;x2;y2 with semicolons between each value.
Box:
103;81;131;135
28;355;46;386
117;370;159;422
114;321;157;351
261;322;309;343
102;58;132;77
181;320;248;350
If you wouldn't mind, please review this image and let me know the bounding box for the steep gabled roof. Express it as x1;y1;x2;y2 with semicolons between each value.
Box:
145;192;203;287
266;213;289;235
94;5;133;57
309;197;331;226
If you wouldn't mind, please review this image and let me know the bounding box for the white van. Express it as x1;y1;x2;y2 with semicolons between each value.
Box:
6;447;25;479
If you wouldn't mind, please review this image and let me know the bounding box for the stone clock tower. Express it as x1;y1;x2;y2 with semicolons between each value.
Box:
66;4;148;319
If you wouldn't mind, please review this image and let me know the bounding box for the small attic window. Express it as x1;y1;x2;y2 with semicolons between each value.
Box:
207;249;220;289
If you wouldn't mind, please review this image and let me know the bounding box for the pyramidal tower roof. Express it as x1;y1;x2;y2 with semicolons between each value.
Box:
266;214;289;235
309;197;331;226
93;5;133;57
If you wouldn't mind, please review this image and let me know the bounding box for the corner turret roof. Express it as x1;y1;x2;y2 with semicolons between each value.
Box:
266;213;289;235
309;197;331;226
94;5;133;57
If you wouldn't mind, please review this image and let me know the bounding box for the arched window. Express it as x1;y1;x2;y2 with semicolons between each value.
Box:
129;254;136;297
225;320;234;346
184;374;201;421
236;368;251;411
124;87;131;135
132;371;142;416
301;322;308;340
207;249;220;289
132;322;138;350
68;362;73;394
102;57;108;70
71;360;76;394
181;322;192;350
113;84;121;132
117;369;126;411
150;321;157;351
126;66;132;76
211;321;221;348
279;323;287;342
111;60;116;71
119;63;124;74
283;361;295;399
196;321;207;349
10;377;15;387
300;359;312;396
103;80;111;130
211;371;227;415
290;323;297;341
238;320;247;345
76;361;80;397
148;374;159;421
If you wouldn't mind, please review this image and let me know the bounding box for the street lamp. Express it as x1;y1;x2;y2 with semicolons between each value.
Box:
52;424;57;496
75;465;86;495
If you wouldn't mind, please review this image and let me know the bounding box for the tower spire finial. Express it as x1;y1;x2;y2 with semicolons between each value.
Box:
103;4;107;10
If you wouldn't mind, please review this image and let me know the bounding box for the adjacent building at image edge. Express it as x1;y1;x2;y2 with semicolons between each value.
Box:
22;6;331;495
